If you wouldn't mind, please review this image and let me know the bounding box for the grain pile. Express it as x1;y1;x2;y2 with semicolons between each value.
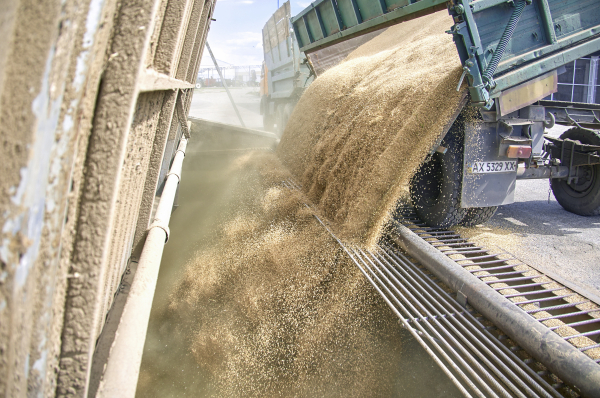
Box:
164;152;402;397
278;10;466;246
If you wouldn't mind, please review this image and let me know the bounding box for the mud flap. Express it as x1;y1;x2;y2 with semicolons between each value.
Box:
461;119;517;208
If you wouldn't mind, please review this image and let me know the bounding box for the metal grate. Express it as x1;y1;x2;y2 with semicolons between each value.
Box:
395;205;600;363
349;245;566;398
283;180;584;397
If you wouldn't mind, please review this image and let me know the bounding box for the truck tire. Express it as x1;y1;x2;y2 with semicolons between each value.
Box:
409;129;467;228
275;104;285;137
551;127;600;216
263;112;275;132
282;103;294;132
459;206;498;227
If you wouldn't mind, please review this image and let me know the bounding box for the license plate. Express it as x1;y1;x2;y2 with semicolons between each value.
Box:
468;161;517;174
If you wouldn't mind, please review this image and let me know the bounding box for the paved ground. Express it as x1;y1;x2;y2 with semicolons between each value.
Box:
189;87;600;302
189;87;263;130
460;125;600;303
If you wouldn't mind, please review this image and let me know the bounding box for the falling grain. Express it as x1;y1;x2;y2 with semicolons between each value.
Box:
278;11;466;246
162;10;468;397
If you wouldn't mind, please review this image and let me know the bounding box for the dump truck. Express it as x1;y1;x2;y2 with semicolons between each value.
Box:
260;1;315;135
292;0;600;227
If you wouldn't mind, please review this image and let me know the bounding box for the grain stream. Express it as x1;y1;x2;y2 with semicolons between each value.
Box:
278;10;466;246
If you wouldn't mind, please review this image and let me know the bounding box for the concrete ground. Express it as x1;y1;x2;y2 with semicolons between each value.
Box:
189;86;600;303
189;87;263;130
459;125;600;303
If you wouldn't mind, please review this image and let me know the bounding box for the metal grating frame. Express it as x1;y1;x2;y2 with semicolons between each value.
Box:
283;180;579;397
395;205;600;365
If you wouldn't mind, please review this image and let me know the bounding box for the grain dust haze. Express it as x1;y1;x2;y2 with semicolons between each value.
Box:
138;10;467;397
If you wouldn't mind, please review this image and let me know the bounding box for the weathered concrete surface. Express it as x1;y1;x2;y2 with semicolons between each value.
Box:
0;0;214;395
174;0;205;81
0;1;63;393
0;0;120;395
100;91;165;337
56;1;164;395
187;1;215;84
189;87;264;130
131;91;178;259
460;125;600;303
154;0;194;75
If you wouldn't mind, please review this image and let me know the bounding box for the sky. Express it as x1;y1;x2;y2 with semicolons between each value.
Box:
199;0;311;67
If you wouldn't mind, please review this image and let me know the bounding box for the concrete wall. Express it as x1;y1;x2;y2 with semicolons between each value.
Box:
0;0;215;396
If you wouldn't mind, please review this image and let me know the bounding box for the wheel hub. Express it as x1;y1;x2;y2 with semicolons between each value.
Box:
566;165;596;197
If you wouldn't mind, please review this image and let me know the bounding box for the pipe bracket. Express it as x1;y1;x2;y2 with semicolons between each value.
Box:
166;171;181;183
148;220;170;242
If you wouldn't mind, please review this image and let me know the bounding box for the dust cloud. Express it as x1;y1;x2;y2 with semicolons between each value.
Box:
139;10;467;398
137;151;402;397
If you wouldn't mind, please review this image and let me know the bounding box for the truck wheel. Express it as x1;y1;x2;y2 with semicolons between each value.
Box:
275;105;285;137
281;103;294;133
409;129;467;228
459;206;498;227
263;113;275;132
551;127;600;216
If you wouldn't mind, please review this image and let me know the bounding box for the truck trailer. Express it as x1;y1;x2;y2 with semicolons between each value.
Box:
260;1;315;136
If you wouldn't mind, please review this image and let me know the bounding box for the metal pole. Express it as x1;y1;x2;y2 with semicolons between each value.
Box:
205;42;246;128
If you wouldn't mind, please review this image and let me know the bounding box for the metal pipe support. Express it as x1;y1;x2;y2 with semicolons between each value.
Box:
96;137;188;397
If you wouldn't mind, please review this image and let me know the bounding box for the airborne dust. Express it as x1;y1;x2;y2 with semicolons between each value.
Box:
137;10;467;398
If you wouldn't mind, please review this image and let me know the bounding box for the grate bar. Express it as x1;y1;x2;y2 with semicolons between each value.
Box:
469;264;521;273
441;249;488;254
416;231;462;237
456;254;508;262
526;301;590;314
485;275;542;284
563;329;600;341
475;270;533;278
465;259;516;267
580;343;600;352
550;317;600;331
535;309;600;322
494;282;549;291
512;295;576;306
503;288;566;298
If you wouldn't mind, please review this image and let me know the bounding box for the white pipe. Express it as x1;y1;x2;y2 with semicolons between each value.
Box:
96;137;188;397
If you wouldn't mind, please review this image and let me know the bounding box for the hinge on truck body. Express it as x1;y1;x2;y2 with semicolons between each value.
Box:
449;0;530;110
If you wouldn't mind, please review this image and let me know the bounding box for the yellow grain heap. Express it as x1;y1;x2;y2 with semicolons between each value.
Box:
165;153;402;397
278;10;466;246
